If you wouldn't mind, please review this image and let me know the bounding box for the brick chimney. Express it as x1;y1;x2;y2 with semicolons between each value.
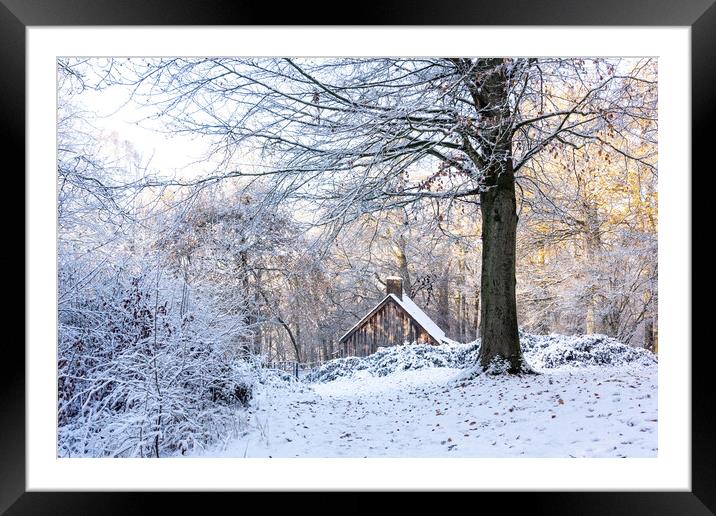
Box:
386;276;403;300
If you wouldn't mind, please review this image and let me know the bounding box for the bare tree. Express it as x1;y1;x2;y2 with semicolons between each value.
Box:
89;57;656;373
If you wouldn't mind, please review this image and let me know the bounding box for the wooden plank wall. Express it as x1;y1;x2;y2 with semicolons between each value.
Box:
343;299;438;357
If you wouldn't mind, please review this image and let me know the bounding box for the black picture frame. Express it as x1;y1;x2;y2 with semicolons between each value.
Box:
6;1;712;514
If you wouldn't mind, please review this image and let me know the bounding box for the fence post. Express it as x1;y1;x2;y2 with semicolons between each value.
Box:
294;362;299;379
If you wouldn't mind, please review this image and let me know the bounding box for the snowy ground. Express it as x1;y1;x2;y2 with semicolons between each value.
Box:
195;335;658;458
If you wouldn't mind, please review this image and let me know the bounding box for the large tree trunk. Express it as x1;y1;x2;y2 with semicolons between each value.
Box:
457;58;526;373
477;165;524;373
473;289;480;340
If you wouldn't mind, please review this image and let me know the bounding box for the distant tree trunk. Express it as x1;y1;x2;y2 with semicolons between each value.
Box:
477;162;523;372
293;322;302;363
239;249;258;355
266;332;273;362
179;269;190;320
455;253;467;342
320;337;329;363
252;270;262;354
585;306;596;334
437;266;451;335
644;319;655;353
583;204;602;334
393;234;412;296
456;290;464;342
473;289;480;340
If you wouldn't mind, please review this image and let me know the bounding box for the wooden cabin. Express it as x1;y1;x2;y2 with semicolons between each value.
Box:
339;276;447;357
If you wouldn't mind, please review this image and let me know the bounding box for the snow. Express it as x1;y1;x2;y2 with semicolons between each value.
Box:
193;333;658;458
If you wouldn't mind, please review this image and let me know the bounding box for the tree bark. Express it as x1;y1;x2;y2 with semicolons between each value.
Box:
473;289;480;340
465;59;526;373
477;164;524;373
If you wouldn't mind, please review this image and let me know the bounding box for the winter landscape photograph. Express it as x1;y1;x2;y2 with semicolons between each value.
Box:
57;57;658;459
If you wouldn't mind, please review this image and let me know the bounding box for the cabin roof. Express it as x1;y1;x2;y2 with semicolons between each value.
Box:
338;293;446;344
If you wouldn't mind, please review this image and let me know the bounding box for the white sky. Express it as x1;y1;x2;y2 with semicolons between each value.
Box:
76;83;216;179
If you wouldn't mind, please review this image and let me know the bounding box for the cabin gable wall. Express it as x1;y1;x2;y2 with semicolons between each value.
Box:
342;299;437;357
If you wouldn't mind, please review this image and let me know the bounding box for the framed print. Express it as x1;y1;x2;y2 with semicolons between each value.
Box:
7;0;713;513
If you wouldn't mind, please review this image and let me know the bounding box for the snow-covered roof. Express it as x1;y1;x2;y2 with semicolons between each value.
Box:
339;293;446;344
389;294;446;344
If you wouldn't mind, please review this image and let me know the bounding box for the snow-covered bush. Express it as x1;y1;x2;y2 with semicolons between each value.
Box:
520;332;657;369
57;265;260;457
304;332;656;383
304;342;474;382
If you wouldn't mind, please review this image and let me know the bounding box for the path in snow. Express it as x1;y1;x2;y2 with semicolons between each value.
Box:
199;364;657;458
